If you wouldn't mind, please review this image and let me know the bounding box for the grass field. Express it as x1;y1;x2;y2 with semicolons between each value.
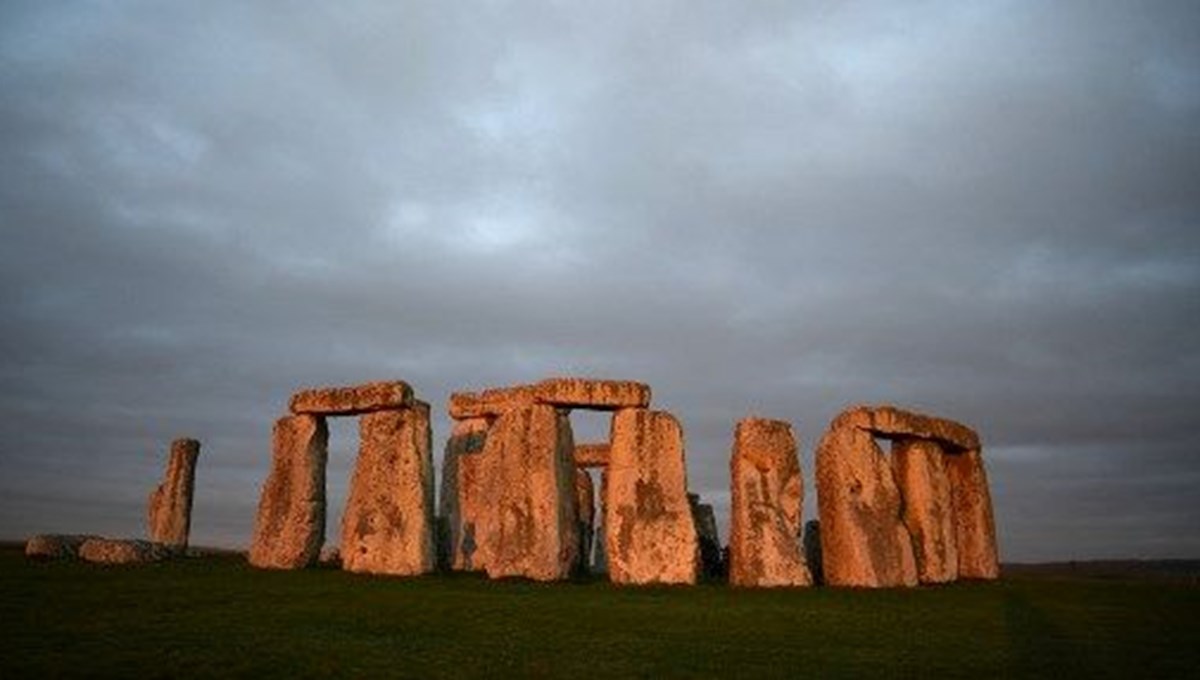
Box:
2;546;1197;678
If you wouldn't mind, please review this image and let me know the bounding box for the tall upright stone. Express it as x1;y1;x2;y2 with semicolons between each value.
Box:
946;447;1000;579
605;408;698;585
482;404;580;581
340;403;435;576
593;469;609;574
815;423;917;587
892;438;958;584
729;418;811;587
249;415;328;569
689;494;724;579
147;437;201;550
440;417;491;571
575;469;596;573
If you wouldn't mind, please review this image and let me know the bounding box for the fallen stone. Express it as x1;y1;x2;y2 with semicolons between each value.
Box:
833;405;979;451
689;494;724;579
341;404;435;576
534;378;650;411
289;380;414;416
439;417;491;571
25;534;92;560
605;408;698;585
728;418;812;587
576;469;596;573
147;437;200;549
481;404;580;581
79;538;170;565
892;438;958;584
248;414;329;570
815;422;917;588
448;385;537;420
946;447;1001;579
574;442;611;468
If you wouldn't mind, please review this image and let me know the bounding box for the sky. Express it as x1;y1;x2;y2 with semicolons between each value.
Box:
1;1;1197;563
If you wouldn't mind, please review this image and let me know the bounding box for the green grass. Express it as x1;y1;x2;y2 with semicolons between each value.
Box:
1;546;1197;678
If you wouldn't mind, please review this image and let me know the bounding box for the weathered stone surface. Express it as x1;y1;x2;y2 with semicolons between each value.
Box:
689;494;724;580
482;404;580;581
576;469;596;573
147;438;200;549
448;385;536;420
593;470;609;574
833;405;979;451
892;438;958;584
79;538;170;564
25;534;92;560
341;404;435;576
289;380;413;416
605;408;698;585
815;423;917;587
803;520;823;585
439;417;491;571
946;447;1000;579
729;418;812;587
249;414;328;570
574;443;611;468
533;378;651;411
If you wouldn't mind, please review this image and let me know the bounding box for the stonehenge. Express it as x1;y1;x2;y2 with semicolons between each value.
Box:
147;438;201;550
221;378;998;591
815;405;999;587
25;371;1000;592
728;418;812;587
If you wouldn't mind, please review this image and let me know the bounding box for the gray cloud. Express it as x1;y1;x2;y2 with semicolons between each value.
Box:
1;1;1197;560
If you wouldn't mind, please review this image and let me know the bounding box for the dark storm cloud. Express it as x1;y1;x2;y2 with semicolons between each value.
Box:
1;1;1197;559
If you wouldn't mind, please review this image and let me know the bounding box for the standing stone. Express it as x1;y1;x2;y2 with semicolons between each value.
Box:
605;408;698;585
439;417;491;571
729;418;812;587
482;404;580;581
593;470;609;574
340;404;435;576
803;520;823;585
815;424;917;587
249;414;328;570
892;438;958;584
147;438;201;550
946;447;1001;579
575;469;596;573
689;494;724;579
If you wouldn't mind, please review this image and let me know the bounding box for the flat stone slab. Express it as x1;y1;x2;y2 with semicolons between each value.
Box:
450;378;651;419
832;405;979;450
289;380;414;416
574;443;611;468
533;378;650;410
448;385;537;420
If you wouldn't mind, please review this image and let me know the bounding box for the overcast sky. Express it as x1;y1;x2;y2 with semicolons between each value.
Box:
1;2;1197;562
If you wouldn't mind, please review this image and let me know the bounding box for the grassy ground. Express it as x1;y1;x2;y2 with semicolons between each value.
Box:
1;546;1197;678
